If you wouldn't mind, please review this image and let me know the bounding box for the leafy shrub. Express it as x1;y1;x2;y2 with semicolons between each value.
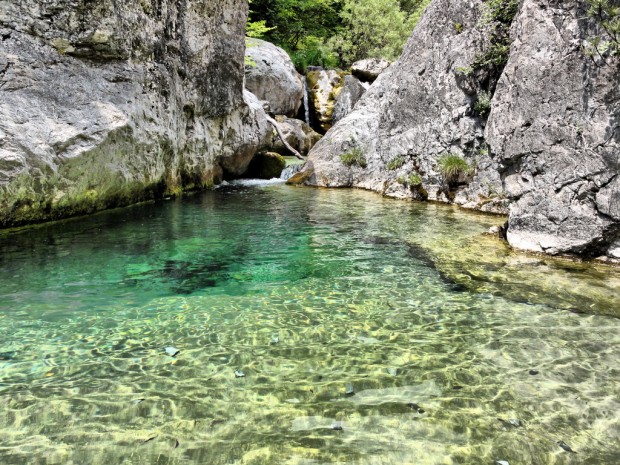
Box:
387;155;407;170
437;154;473;181
474;90;492;116
586;0;620;58
289;36;338;73
340;148;367;168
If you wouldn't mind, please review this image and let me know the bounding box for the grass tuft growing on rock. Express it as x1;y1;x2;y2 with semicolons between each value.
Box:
387;155;407;170
397;173;423;187
340;148;367;168
437;154;473;181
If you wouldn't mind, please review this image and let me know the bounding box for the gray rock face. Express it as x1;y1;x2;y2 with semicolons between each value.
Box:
351;58;390;83
0;0;271;228
333;75;367;124
244;38;303;117
300;0;619;257
270;116;322;156
300;0;505;212
486;0;620;257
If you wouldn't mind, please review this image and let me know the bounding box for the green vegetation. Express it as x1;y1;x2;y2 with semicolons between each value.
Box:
386;155;407;170
437;154;473;182
340;148;368;168
397;172;422;186
586;0;620;58
247;0;432;71
474;90;492;116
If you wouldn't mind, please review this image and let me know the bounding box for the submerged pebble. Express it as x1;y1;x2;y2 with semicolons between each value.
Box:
529;369;539;375
0;351;15;361
331;422;344;431
234;370;246;378
386;367;399;376
345;383;355;396
164;346;180;357
270;334;280;344
495;461;510;465
408;403;425;414
557;440;576;453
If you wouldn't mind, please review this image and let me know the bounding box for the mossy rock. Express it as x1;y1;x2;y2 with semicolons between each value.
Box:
286;168;313;185
245;152;286;179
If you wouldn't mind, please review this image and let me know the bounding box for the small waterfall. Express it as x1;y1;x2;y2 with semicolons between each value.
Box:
280;163;303;181
303;75;310;125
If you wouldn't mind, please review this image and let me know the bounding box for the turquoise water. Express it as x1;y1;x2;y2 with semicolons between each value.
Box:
0;183;619;465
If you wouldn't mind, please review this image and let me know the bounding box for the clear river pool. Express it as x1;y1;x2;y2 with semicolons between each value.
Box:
1;183;619;465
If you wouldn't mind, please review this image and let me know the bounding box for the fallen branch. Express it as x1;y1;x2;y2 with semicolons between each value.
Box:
266;115;304;160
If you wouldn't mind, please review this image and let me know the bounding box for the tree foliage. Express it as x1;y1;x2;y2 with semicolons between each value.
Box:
247;0;431;70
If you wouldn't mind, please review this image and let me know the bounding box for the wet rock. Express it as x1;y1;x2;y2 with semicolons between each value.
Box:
244;38;304;117
164;347;180;357
345;383;355;397
245;152;286;179
557;440;576;453
351;58;390;83
333;75;367;124
234;370;246;378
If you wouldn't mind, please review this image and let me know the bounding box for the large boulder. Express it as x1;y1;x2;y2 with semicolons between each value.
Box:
0;0;271;228
298;0;619;258
270;116;322;156
333;75;367;124
244;38;304;117
486;0;620;257
351;58;390;83
299;0;501;210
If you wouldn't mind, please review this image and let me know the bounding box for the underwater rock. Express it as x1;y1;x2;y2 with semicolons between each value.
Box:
164;347;180;357
557;440;576;453
529;369;539;376
498;418;522;428
408;403;425;414
345;383;355;397
331;421;344;431
495;461;510;465
386;367;399;376
234;369;246;378
0;351;16;361
270;334;280;345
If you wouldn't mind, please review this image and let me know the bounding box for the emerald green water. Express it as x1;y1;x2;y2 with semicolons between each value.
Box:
1;184;619;465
